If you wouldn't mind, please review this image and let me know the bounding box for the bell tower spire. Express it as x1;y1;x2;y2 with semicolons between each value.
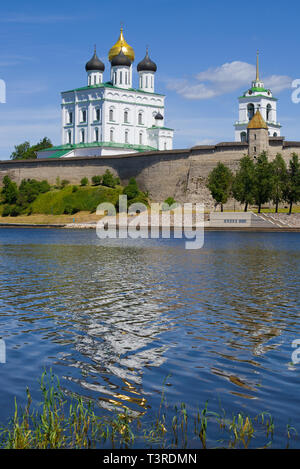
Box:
256;49;259;81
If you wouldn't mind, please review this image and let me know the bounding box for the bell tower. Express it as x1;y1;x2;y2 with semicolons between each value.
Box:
235;52;281;141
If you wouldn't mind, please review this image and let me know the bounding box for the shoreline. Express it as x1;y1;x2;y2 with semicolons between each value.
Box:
1;222;300;232
0;211;300;232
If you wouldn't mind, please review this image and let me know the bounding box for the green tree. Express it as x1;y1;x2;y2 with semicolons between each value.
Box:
232;155;256;212
80;177;89;186
2;176;18;204
253;152;274;213
18;179;50;208
283;153;300;215
271;154;287;213
91;175;102;186
123;178;139;200
10;137;52;160
207;162;233;212
102;170;118;188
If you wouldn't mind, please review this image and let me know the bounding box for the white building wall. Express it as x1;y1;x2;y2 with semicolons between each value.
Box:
235;94;280;141
61;71;173;150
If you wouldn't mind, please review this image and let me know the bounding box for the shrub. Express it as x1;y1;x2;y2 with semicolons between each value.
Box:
9;205;22;217
2;176;18;205
63;204;73;215
92;175;102;186
161;197;178;211
102;170;118;188
123;178;139;200
61;180;69;189
164;197;176;206
80;177;88;186
2;205;11;217
17;179;51;209
72;185;79;192
39;180;51;193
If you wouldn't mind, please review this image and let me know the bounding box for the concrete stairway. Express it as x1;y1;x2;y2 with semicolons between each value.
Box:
257;213;292;227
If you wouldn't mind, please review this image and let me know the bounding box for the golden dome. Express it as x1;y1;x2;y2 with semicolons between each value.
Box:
108;28;135;63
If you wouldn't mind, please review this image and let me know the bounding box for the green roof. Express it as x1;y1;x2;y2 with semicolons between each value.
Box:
45;149;73;158
239;87;277;100
151;125;174;131
62;82;165;97
38;141;157;156
238;94;277;101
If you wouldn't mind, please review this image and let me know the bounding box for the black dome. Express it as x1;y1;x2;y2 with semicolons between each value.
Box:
111;49;131;67
85;50;105;72
137;49;157;72
155;112;163;120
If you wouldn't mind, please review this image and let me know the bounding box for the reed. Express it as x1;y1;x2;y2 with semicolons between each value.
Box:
0;370;297;449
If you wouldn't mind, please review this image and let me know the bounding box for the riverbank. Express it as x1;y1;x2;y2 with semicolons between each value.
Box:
1;211;300;231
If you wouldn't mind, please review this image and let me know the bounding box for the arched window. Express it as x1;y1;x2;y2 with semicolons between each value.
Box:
120;71;123;84
88;75;91;86
273;132;278;137
145;76;148;88
109;109;114;121
94;75;97;85
139;76;142;88
138;112;143;125
110;129;114;142
68;131;72;144
240;132;247;142
95;128;99;142
266;104;272;121
247;103;255;120
96;108;100;121
164;142;167;150
113;71;117;84
151;76;153;88
80;129;85;143
125;130;129;143
124;110;128;123
68;111;73;124
81;110;87;123
139;132;143;145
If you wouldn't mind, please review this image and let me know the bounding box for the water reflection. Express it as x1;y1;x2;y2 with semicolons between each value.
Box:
0;230;300;430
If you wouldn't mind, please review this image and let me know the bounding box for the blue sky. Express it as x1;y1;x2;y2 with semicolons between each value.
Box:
0;0;300;159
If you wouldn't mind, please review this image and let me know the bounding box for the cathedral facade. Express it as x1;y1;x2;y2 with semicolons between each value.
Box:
38;28;174;159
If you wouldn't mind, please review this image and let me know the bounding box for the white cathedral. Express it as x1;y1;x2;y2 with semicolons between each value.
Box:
234;52;281;142
38;28;174;159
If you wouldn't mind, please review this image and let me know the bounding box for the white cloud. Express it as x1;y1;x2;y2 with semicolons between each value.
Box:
167;61;293;100
264;75;293;93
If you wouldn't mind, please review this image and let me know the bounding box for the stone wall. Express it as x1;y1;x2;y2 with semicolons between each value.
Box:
0;141;299;207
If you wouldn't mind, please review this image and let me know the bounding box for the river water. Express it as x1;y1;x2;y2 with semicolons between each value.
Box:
0;228;299;447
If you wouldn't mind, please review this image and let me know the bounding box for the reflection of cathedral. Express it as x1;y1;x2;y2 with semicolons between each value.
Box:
235;52;281;142
38;28;174;159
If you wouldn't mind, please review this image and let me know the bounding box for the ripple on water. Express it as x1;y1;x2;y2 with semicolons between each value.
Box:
0;229;299;437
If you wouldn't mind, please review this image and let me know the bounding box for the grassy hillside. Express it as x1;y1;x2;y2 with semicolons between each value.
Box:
29;185;123;215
